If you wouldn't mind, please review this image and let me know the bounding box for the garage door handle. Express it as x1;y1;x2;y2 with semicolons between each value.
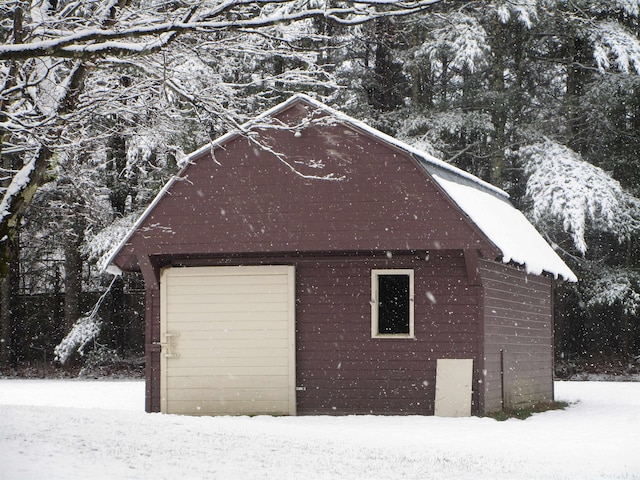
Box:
154;332;180;358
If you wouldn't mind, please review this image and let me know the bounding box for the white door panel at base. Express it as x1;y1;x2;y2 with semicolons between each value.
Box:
434;358;473;417
160;265;296;416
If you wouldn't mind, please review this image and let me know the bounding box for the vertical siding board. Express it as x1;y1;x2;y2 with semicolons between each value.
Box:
145;288;161;413
479;260;554;412
144;288;153;413
476;283;486;415
550;278;555;403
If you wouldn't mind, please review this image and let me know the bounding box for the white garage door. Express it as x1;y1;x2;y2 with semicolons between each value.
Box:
159;265;296;415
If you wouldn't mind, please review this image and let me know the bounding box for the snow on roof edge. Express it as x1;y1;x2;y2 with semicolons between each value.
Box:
101;174;180;273
431;173;577;282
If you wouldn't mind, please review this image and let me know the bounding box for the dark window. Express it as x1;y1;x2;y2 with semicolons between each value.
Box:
377;274;411;334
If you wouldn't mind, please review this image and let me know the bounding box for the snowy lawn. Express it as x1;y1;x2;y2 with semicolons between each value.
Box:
0;380;638;480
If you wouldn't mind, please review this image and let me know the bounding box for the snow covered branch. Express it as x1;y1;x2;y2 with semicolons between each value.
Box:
53;275;119;364
585;267;640;317
591;20;640;74
0;1;441;61
520;140;640;255
54;313;103;365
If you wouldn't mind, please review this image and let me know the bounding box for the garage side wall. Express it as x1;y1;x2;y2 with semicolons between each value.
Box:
479;260;554;413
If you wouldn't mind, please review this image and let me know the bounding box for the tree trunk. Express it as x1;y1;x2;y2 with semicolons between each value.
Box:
440;54;450;107
108;276;127;352
63;239;83;333
489;19;507;188
0;233;19;367
565;35;589;153
410;61;433;109
105;132;130;353
366;18;404;112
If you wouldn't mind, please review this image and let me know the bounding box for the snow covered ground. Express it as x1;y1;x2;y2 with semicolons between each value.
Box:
0;380;638;480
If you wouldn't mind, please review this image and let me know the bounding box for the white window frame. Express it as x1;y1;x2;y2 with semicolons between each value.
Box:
371;269;415;339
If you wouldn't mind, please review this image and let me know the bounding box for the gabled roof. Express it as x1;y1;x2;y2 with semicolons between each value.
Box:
105;94;576;282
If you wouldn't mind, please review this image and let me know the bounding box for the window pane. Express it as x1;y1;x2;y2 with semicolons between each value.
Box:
378;275;410;334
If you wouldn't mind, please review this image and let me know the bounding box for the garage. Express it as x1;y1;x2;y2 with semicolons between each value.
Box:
107;95;576;415
159;265;296;415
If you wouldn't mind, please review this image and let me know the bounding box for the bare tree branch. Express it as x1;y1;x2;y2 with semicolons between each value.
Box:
0;1;441;60
0;0;443;279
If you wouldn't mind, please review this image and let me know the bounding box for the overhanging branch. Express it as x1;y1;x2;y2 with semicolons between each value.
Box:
0;1;442;61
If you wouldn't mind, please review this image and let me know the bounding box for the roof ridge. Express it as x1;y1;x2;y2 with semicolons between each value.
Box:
276;94;509;199
183;94;508;199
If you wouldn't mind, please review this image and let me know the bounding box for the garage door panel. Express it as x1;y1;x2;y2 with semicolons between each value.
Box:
168;283;290;297
174;311;284;324
171;320;287;333
174;347;290;359
164;355;288;369
167;365;289;377
168;375;290;390
176;337;289;351
176;329;288;341
169;292;290;305
161;265;296;416
167;302;288;314
167;400;290;416
167;375;289;390
166;271;289;284
166;269;290;279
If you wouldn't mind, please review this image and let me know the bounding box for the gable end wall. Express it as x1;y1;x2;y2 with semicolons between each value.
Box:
114;102;494;269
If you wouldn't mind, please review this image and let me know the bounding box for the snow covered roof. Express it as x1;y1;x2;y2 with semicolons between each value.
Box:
105;93;576;282
429;169;577;282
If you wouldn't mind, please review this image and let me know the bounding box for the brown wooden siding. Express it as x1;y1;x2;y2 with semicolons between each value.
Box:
146;251;482;415
478;259;554;413
113;102;495;272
